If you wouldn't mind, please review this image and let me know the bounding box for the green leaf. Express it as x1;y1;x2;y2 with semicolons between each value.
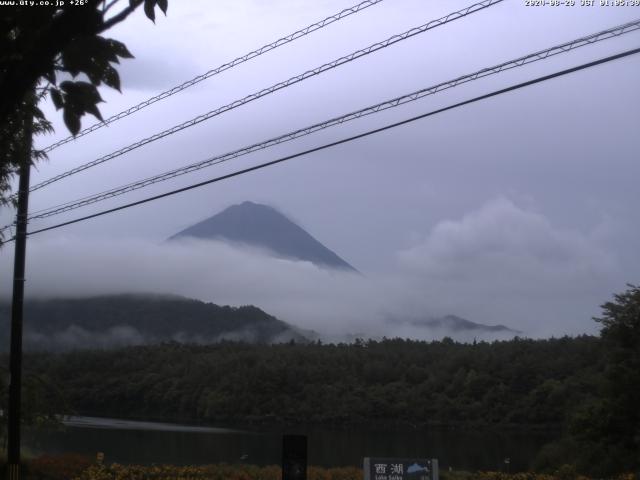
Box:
144;0;156;22
157;0;168;14
102;65;121;92
50;88;63;110
94;36;119;63
84;63;103;85
59;81;105;125
108;39;134;60
63;108;81;136
59;80;76;94
84;102;104;122
61;37;89;77
61;36;131;87
75;82;104;108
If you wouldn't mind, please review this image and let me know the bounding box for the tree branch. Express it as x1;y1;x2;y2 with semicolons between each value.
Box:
100;0;143;32
102;0;120;14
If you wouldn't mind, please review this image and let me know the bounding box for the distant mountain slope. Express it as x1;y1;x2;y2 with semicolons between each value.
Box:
0;294;308;352
168;201;357;272
386;314;521;340
414;315;521;334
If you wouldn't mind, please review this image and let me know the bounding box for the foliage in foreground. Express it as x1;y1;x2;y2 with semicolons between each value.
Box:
26;453;93;480
537;285;640;477
10;454;640;480
54;462;635;480
71;463;358;480
0;0;168;226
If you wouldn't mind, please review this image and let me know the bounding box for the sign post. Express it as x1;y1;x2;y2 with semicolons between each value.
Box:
282;435;307;480
364;458;438;480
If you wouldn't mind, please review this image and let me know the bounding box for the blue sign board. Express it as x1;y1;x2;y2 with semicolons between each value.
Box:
363;458;438;480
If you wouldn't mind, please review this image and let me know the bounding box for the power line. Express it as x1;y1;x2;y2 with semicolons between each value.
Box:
26;0;503;194
40;0;385;154
23;18;640;222
14;46;639;241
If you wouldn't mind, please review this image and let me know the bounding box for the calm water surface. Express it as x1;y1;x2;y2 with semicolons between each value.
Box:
24;416;556;472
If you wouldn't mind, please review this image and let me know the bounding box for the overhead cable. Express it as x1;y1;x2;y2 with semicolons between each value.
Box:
26;0;503;194
13;46;639;240
24;18;640;221
41;0;386;153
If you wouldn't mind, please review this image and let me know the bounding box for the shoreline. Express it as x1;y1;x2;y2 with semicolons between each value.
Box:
60;412;564;434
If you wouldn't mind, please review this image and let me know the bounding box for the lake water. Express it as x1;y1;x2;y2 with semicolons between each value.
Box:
23;416;556;472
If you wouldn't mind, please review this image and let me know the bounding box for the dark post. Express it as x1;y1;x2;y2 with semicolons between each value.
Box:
6;108;33;480
282;434;307;480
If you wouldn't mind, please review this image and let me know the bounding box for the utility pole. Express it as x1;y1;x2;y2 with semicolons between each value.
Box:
6;103;33;480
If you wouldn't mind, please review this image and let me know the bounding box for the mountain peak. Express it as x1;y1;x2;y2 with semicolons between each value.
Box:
168;202;357;272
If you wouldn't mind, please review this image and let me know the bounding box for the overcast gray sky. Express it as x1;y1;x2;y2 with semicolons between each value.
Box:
1;0;639;339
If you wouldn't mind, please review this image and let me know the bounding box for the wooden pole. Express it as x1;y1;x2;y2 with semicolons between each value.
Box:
6;104;33;480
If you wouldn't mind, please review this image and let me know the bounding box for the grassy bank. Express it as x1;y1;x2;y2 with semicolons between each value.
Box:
7;455;636;480
71;464;638;480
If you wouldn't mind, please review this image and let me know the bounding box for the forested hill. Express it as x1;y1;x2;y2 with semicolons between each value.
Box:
0;294;307;351
21;336;603;427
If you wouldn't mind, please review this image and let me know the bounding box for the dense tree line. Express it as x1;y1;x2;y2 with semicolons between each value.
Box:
16;336;603;428
2;285;637;475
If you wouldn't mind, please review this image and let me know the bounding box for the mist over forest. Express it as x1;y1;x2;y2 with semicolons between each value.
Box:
0;196;621;342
